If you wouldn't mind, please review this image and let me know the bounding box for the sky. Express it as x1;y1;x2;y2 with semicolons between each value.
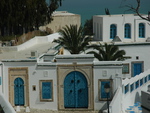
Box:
53;0;150;24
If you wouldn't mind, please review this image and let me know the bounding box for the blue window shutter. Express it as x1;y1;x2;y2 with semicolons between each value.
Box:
110;24;117;39
139;23;145;38
42;82;51;99
101;81;110;98
124;24;131;38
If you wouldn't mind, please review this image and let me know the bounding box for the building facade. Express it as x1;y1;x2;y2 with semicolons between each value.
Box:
93;14;150;42
40;11;81;33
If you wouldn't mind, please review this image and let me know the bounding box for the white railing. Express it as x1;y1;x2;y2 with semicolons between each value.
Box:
0;92;16;113
109;87;122;113
122;69;150;112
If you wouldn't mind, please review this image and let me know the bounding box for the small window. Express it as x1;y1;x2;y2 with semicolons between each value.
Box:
135;81;139;89
110;24;117;39
98;79;112;101
39;80;53;102
140;79;143;86
124;24;131;38
125;84;129;94
122;63;129;74
144;76;147;83
139;23;145;38
130;83;134;92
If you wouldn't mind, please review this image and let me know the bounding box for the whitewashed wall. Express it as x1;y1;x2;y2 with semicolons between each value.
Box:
30;64;57;110
93;61;122;110
3;61;58;110
93;14;150;42
118;43;150;78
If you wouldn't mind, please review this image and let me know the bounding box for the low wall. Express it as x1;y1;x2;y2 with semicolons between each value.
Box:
109;87;122;113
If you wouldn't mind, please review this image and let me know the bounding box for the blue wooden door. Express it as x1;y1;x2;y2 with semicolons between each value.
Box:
14;78;24;106
64;71;88;108
133;63;142;77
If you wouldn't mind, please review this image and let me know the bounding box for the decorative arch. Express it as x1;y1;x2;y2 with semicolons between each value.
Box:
124;23;131;38
57;64;94;110
14;77;25;106
64;71;88;108
139;23;145;38
110;24;117;39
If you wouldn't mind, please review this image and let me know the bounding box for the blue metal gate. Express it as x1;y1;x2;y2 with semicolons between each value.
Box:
14;78;25;106
64;71;88;108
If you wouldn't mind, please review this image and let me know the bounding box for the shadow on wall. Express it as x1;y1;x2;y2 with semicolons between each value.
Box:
96;94;107;113
134;92;141;103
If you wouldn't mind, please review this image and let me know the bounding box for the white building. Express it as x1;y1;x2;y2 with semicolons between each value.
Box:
93;14;150;42
0;33;125;113
0;14;150;113
40;11;81;33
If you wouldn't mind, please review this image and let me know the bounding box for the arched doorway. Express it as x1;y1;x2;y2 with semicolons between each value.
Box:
64;71;88;108
14;77;25;106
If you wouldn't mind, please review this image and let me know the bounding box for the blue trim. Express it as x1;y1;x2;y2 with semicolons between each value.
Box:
130;83;134;92
139;23;145;38
124;24;131;38
144;76;147;83
135;81;139;89
110;24;117;39
140;78;143;86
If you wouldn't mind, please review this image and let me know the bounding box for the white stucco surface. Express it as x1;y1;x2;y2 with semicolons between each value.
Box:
93;14;150;42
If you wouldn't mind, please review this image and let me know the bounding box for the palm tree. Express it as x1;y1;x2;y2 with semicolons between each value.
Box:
53;24;93;54
87;43;131;61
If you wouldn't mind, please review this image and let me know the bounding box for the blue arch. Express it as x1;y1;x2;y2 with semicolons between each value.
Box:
14;78;25;106
124;24;131;38
139;23;145;38
64;71;88;108
110;24;117;39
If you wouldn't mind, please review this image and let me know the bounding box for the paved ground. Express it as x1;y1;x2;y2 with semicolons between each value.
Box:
17;108;102;113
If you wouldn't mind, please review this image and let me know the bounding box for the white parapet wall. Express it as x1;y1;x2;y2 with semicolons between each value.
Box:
122;69;150;112
0;92;16;113
17;33;60;51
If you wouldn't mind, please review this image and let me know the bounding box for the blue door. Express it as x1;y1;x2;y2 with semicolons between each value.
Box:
133;63;143;77
14;78;24;106
64;71;88;108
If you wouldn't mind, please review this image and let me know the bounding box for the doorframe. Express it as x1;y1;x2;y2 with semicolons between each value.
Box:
57;64;94;110
9;67;29;107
